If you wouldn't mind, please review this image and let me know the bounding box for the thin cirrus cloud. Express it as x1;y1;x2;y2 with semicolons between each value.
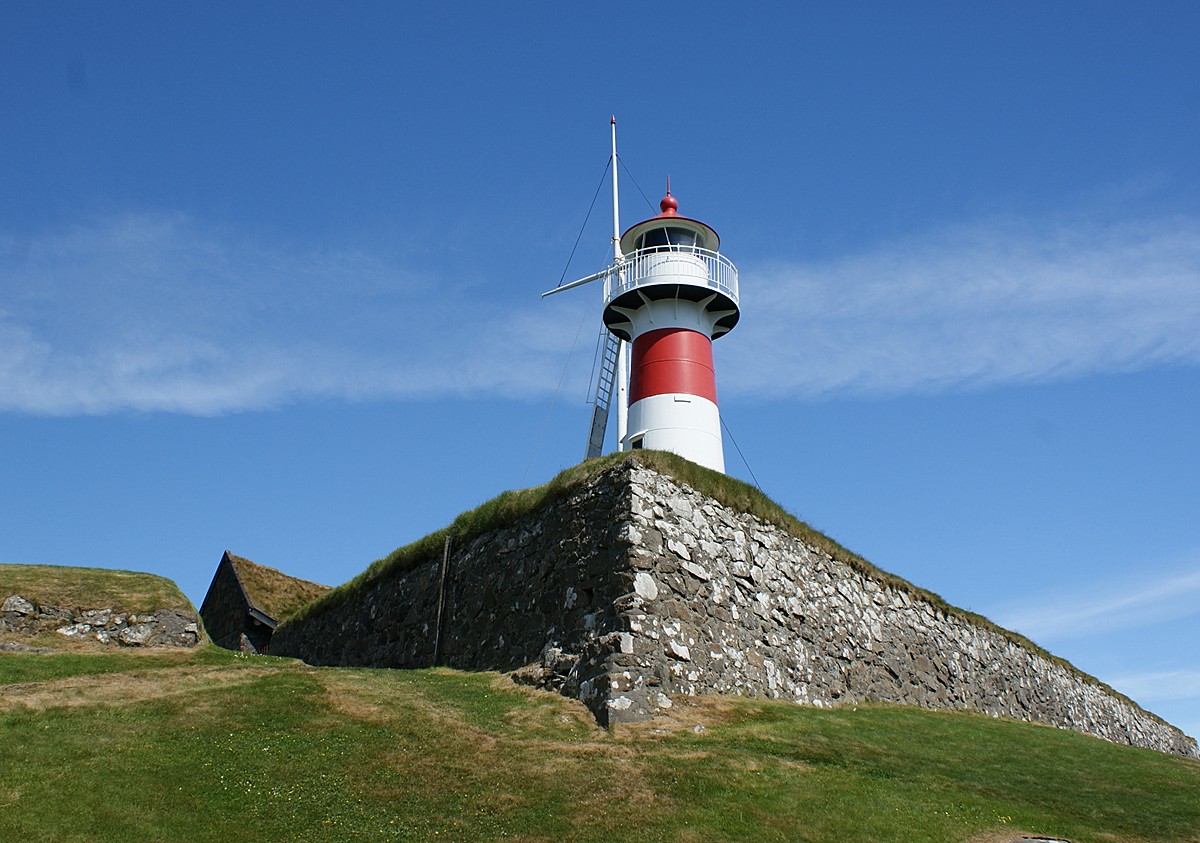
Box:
1;209;1198;415
1107;669;1200;704
721;213;1200;398
0;212;583;415
987;561;1200;643
1105;667;1200;743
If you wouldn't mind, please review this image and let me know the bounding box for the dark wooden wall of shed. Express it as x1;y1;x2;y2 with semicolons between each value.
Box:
199;557;271;652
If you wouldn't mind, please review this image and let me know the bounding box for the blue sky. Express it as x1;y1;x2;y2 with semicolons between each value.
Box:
2;2;1198;739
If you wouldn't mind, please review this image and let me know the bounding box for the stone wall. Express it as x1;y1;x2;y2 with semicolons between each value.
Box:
1;594;201;648
615;465;1197;757
271;467;631;696
271;458;1198;757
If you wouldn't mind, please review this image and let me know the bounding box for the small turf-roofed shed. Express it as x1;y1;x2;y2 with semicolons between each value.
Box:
200;550;331;653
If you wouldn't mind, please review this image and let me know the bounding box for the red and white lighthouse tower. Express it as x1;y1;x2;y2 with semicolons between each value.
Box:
545;120;739;473
605;190;739;471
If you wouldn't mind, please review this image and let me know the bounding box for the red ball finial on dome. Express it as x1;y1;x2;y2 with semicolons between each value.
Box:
659;177;679;216
657;172;676;214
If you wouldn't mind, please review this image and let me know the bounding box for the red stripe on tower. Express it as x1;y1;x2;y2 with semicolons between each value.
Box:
628;328;718;404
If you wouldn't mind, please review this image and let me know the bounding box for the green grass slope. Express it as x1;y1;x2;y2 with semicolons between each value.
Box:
1;563;193;615
1;647;1197;842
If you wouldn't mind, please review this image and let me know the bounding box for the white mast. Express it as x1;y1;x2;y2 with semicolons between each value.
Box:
611;117;629;451
610;117;621;265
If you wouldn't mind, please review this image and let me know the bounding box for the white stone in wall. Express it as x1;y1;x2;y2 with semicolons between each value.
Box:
666;538;691;561
633;572;659;601
669;641;691;661
2;595;35;615
669;498;693;519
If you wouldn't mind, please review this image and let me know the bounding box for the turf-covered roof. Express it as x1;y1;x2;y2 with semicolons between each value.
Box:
224;552;330;621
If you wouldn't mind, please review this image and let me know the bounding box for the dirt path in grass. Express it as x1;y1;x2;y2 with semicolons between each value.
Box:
0;664;285;712
313;670;679;818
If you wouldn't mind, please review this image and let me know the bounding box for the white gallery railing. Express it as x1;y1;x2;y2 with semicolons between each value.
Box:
603;246;739;306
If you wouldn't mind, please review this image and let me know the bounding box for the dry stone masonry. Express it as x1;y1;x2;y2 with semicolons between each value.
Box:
617;466;1196;756
270;458;1198;758
272;467;631;685
1;594;201;648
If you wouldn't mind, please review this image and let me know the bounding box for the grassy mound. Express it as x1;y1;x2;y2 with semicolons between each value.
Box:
279;452;1149;724
0;563;193;615
1;647;1197;842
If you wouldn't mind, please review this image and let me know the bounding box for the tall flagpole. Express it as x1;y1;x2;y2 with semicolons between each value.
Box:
612;117;629;451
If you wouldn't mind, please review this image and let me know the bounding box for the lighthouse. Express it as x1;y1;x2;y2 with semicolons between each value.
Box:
544;120;740;473
604;190;739;471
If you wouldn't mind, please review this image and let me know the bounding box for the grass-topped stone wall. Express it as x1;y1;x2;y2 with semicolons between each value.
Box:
271;458;634;703
271;452;1198;756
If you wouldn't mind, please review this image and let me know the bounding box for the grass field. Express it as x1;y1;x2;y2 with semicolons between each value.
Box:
2;646;1197;842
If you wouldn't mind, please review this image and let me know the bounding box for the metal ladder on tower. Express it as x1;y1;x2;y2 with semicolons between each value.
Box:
585;330;621;459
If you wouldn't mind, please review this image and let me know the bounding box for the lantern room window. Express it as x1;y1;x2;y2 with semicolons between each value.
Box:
636;226;699;252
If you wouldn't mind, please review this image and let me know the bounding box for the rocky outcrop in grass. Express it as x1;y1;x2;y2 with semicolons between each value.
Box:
2;594;200;648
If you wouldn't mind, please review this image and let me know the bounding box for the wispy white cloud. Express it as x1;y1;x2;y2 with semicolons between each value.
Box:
722;213;1200;397
2;209;1199;415
1105;668;1200;740
0;213;585;415
988;561;1200;642
1107;669;1200;704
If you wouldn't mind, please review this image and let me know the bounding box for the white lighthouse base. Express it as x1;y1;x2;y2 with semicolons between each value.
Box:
622;393;725;473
